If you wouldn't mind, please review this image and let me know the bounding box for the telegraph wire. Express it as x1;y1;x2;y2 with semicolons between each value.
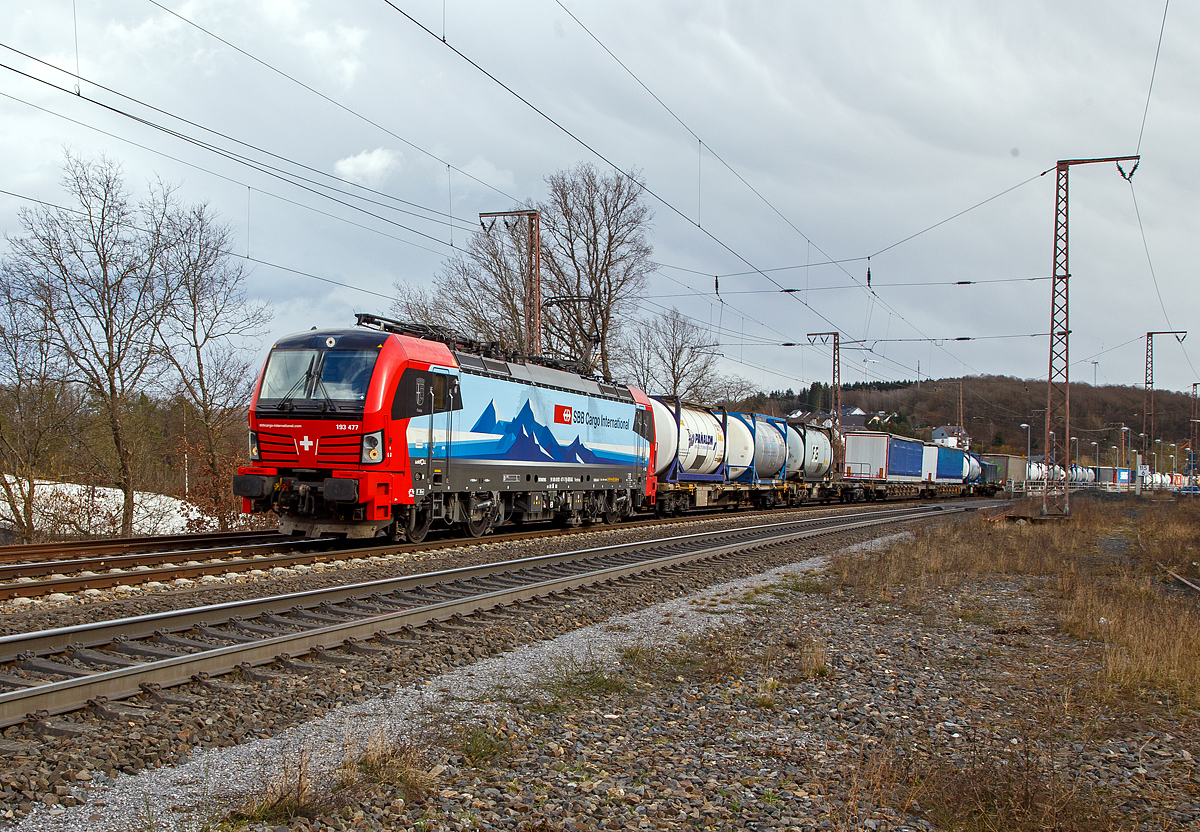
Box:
143;0;519;204
0;90;452;259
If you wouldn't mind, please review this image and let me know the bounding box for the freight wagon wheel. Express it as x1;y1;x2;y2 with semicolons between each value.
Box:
404;508;432;544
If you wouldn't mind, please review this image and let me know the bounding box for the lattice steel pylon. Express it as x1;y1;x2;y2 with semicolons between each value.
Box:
1192;382;1198;485
1042;156;1138;516
807;332;841;475
1143;331;1186;463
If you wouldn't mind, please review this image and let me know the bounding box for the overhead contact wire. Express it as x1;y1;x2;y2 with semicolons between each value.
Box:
143;0;519;203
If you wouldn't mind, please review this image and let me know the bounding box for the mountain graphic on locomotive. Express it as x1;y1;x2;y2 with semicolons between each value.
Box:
233;314;985;541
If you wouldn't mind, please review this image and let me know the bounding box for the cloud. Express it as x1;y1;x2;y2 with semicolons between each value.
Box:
333;148;402;188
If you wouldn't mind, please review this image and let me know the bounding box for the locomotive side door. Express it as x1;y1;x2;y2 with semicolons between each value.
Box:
392;368;461;502
427;371;461;491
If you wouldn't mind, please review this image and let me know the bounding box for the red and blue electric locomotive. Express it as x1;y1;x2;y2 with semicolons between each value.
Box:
233;314;656;541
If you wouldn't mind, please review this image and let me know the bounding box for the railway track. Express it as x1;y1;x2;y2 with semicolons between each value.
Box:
0;530;285;565
0;497;989;600
0;503;969;729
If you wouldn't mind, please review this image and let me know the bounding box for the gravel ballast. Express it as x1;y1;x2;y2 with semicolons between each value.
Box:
5;512;1195;831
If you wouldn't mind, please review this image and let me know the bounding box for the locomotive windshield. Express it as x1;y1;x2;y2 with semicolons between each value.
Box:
258;348;379;414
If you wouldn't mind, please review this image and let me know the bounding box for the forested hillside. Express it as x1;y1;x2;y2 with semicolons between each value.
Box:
736;375;1196;465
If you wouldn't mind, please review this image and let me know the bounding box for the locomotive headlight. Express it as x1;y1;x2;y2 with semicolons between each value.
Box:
361;430;384;464
248;431;261;461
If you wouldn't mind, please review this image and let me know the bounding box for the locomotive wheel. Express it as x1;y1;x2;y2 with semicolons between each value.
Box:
464;513;491;538
404;509;432;544
603;509;621;525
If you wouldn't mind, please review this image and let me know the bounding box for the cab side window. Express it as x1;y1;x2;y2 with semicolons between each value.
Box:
391;369;462;419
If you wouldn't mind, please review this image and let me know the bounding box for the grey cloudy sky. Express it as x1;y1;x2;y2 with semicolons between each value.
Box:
2;1;1197;398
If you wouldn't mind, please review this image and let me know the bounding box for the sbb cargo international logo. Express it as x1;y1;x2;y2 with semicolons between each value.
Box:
554;405;573;424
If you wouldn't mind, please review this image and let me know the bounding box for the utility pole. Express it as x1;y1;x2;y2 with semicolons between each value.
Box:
1192;382;1198;485
479;209;542;356
1042;155;1138;517
1143;331;1186;457
807;332;841;474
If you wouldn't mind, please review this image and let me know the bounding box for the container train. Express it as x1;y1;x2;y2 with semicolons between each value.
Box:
233;315;995;540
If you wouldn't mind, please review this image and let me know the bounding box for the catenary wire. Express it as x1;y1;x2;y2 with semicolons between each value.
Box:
143;0;519;204
1126;181;1198;378
0;59;473;250
1137;0;1170;155
377;0;857;341
0;90;453;259
0;186;397;302
546;1;1037;378
0;43;479;234
643;275;1054;298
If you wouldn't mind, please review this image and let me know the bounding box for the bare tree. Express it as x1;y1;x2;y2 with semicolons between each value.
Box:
159;203;271;529
614;309;752;405
0;276;83;542
4;154;176;536
392;162;653;376
540;163;653;377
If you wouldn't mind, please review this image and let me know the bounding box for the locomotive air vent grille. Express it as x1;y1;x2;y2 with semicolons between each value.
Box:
258;432;298;462
316;434;362;464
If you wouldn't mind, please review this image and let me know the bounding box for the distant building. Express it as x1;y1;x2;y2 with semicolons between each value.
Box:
786;405;865;431
932;425;971;450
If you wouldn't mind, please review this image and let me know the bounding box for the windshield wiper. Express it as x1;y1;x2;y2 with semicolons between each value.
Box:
277;357;315;411
316;379;338;413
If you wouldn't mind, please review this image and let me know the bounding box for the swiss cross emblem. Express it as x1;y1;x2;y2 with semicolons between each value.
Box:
554;405;573;425
299;436;314;451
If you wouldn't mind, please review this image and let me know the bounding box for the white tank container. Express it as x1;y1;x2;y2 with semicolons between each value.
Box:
785;425;805;481
804;428;833;479
727;414;786;479
648;398;678;476
648;398;725;476
968;456;981;481
787;425;832;480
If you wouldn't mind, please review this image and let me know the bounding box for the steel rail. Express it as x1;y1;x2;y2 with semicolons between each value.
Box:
0;530;284;564
0;497;1001;599
0;505;943;659
0;502;950;600
0;538;335;587
0;505;965;727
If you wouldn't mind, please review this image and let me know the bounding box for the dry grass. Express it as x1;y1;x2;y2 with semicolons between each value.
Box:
910;748;1124;831
834;494;1200;704
824;492;1199;827
337;730;435;802
226;748;317;825
1063;566;1200;704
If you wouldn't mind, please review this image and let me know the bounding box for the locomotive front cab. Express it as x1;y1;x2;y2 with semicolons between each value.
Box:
234;327;413;537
